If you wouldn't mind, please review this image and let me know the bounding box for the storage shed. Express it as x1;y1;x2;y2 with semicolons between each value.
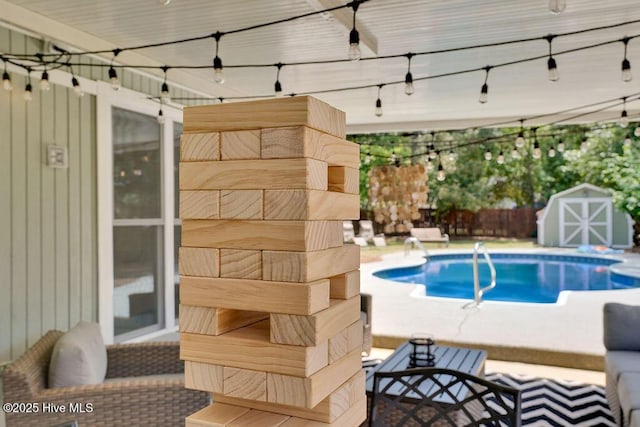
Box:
537;183;633;248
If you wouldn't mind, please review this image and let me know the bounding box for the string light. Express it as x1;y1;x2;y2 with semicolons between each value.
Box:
375;84;383;117
426;157;434;172
532;129;541;159
546;35;559;81
160;66;170;102
404;53;415;95
496;150;505;164
212;32;225;83
549;0;567;14
635;127;640;137
157;104;165;124
484;147;492;161
436;163;446;181
557;138;565;152
24;68;32;101
625;132;632;145
274;63;283;97
2;61;11;91
39;69;50;91
548;145;556;158
479;66;490;104
622;38;632;82
108;49;121;90
516;120;526;147
619;97;629;128
348;1;361;61
67;63;83;97
580;137;589;152
511;146;520;159
447;150;456;162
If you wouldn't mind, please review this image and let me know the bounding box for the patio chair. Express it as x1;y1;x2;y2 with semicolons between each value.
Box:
2;324;209;426
344;220;356;242
369;367;521;427
359;220;375;241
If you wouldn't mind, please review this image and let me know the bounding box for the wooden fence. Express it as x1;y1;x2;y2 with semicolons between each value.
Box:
418;208;538;238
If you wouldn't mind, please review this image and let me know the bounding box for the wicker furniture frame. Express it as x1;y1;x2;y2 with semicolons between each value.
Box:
369;367;521;427
2;330;209;427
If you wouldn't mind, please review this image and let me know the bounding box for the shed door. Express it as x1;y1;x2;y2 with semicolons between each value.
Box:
559;198;612;246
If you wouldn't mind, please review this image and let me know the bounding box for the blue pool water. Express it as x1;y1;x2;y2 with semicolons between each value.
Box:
373;254;640;303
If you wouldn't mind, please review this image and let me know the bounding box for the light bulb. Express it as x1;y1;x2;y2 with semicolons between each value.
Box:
447;150;456;162
404;72;414;95
108;67;120;90
557;140;565;152
634;127;640;137
436;165;446;182
349;29;361;61
580;140;588;152
390;152;397;163
274;80;283;97
548;146;556;158
429;150;437;160
213;56;224;83
2;71;12;91
547;57;559;81
365;154;371;164
625;134;632;145
533;142;542;159
161;82;170;102
511;147;520;159
375;98;382;117
157;109;165;124
497;151;505;164
515;131;525;148
619;110;629;128
549;0;566;14
24;83;32;101
426;159;434;172
40;71;50;91
71;77;83;97
484;149;492;161
622;58;632;82
479;83;488;104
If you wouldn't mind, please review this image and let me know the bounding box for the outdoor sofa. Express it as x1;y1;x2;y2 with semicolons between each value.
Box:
410;227;450;246
2;323;209;426
604;303;640;427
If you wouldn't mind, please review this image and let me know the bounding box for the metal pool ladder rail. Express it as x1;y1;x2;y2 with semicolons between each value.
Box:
472;241;496;305
404;237;429;258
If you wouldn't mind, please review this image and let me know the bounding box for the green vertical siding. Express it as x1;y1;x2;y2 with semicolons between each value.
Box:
0;31;98;362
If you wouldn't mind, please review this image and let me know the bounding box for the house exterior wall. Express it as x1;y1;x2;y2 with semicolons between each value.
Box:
0;25;203;362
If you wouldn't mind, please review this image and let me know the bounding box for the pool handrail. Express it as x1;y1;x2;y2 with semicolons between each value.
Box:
473;241;496;305
404;236;429;258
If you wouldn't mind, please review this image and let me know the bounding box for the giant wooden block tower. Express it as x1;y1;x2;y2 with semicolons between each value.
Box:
179;96;366;426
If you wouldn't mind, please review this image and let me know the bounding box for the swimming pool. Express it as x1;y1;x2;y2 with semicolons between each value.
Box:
373;253;640;303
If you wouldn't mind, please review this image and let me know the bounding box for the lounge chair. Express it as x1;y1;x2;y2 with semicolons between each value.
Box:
359;220;375;241
343;220;355;242
410;227;450;247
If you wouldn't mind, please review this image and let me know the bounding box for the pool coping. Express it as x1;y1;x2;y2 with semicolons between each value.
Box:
361;247;640;370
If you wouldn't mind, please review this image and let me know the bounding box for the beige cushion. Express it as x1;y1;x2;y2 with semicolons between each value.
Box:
48;321;107;388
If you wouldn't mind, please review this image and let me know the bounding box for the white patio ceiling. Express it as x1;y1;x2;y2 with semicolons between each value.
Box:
3;0;640;132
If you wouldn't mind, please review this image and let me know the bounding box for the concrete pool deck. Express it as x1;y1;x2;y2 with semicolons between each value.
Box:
361;247;640;371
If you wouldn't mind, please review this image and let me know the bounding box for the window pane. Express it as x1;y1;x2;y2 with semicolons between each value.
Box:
174;121;183;218
174;224;181;319
113;225;164;336
113;107;161;219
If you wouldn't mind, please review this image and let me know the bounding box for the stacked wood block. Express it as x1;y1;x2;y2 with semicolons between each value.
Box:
178;96;366;426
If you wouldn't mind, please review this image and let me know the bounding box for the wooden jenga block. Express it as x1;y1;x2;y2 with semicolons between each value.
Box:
327;166;359;194
262;246;359;283
220;249;262;279
180;191;220;219
221;130;261;160
228;410;290;426
179;247;219;277
327;329;348;364
328;270;360;299
263;190;359;220
279;396;367;427
185;361;223;393
270;297;360;346
180;305;267;336
180;276;329;315
181;320;328;377
266;350;361;408
220;190;263;219
182;220;342;252
180;158;327;191
181;132;220;162
261;126;358;169
224;367;267;401
346;320;364;355
214;370;365;423
183;96;346;139
185;403;249;427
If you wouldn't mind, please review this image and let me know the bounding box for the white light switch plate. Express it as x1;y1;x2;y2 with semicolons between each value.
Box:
47;145;68;168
